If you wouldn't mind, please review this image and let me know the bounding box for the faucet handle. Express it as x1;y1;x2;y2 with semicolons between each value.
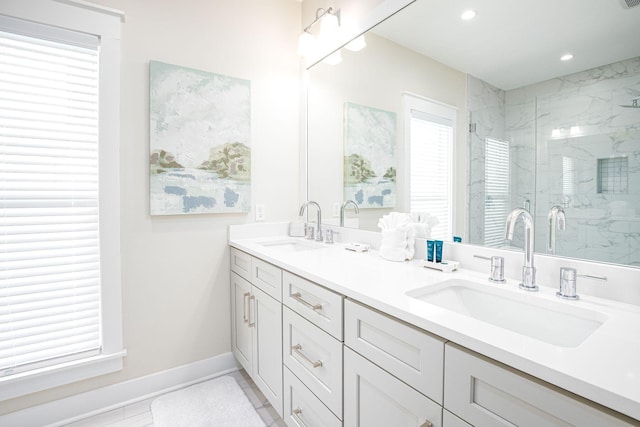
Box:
474;255;506;284
304;223;315;240
557;267;607;300
325;229;335;244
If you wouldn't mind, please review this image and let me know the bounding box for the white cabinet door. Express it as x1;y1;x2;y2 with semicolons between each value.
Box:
231;271;252;374
252;286;283;418
345;299;445;404
444;343;637;427
344;347;442;427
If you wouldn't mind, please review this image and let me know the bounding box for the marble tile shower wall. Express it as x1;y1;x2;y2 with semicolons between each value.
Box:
535;58;640;266
468;57;640;266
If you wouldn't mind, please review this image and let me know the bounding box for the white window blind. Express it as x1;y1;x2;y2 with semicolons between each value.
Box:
563;155;575;196
483;137;510;247
0;22;102;375
408;107;453;240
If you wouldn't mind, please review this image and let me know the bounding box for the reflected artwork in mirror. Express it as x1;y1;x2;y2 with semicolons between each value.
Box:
306;0;640;267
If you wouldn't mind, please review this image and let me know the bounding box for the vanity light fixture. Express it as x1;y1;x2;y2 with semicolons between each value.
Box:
460;9;477;20
560;53;574;61
297;7;342;59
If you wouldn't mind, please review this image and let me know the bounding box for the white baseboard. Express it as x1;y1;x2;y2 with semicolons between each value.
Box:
1;352;240;427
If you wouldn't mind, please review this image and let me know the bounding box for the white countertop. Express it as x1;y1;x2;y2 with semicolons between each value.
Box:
229;234;640;422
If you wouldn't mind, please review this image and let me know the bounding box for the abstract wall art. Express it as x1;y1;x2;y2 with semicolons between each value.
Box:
149;61;251;215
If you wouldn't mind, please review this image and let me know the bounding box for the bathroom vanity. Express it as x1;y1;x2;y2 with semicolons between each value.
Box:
229;224;640;426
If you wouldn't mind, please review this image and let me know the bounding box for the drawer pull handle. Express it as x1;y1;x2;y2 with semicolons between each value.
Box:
242;292;250;323
292;344;322;368
291;292;322;311
292;408;308;427
420;420;433;427
248;295;256;328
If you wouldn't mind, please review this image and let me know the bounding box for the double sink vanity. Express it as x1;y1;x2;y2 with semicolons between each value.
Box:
229;223;640;426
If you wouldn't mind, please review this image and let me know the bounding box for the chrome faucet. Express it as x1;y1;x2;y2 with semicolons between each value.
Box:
340;200;359;227
299;201;323;242
547;205;566;255
504;207;537;291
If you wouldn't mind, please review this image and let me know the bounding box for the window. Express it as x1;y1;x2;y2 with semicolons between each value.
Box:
0;1;123;400
403;93;456;240
562;156;575;196
483;138;510;247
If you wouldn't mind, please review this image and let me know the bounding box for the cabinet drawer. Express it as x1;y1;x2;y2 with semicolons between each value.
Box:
344;347;442;427
283;271;343;340
283;307;343;418
252;257;282;302
283;367;342;427
444;343;637;426
230;248;252;281
345;299;445;404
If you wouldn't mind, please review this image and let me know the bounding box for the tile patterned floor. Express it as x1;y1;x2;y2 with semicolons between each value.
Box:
63;369;286;427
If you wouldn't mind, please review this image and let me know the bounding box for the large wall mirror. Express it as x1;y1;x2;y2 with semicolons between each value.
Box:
306;0;640;267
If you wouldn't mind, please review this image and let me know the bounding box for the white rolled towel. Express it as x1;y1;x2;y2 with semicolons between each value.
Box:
379;246;409;262
380;227;415;261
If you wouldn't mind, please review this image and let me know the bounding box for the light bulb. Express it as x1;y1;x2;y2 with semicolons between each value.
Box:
297;31;316;57
318;11;340;50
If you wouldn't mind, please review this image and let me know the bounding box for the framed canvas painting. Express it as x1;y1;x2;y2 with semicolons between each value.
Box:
343;102;396;209
149;61;251;215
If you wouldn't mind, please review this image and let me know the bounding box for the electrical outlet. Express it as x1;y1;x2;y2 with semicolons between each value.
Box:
333;202;340;217
255;204;265;221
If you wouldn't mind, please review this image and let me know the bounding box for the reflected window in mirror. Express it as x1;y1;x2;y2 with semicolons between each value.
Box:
403;93;455;240
484;138;510;247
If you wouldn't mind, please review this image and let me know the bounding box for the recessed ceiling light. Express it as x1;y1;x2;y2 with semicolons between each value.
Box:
461;9;477;20
560;53;574;61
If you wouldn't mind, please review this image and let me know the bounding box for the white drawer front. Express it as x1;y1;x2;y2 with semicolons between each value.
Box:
283;307;343;418
252;257;282;302
444;343;637;427
230;247;252;281
345;299;445;404
283;367;342;427
283;271;343;340
344;347;442;427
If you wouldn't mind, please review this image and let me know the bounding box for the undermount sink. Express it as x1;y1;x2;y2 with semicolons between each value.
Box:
258;239;324;252
406;279;608;347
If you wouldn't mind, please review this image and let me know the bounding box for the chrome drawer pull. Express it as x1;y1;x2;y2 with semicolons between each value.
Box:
292;344;322;368
248;295;256;327
291;292;322;311
420;420;433;427
243;292;250;323
292;408;308;427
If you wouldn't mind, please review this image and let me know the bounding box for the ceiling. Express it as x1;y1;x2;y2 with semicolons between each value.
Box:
372;0;640;90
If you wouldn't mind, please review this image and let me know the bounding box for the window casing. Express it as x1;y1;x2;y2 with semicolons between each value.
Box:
403;93;456;241
0;0;124;401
